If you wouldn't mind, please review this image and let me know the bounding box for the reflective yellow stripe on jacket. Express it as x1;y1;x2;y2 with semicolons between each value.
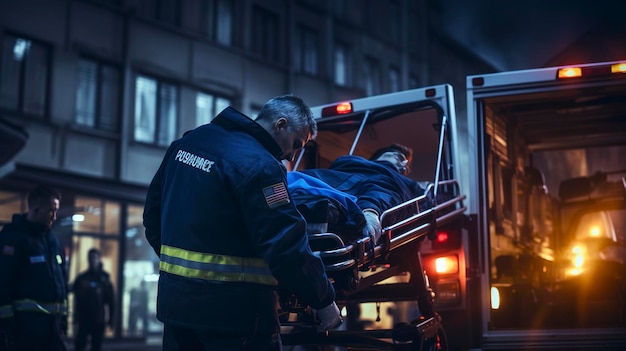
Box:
13;299;68;315
159;245;278;286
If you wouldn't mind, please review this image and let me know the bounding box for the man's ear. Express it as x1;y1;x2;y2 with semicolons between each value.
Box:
275;117;288;131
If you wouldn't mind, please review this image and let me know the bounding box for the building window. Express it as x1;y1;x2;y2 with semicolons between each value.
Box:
205;0;234;46
331;0;349;17
0;34;50;117
408;12;419;56
133;75;178;147
388;0;401;47
389;66;400;92
364;57;381;96
409;74;419;89
334;42;351;86
140;0;180;26
75;59;121;132
195;92;230;126
251;5;279;62
294;25;319;76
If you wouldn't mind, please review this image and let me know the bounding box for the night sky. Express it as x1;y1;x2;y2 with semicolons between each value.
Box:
440;0;626;71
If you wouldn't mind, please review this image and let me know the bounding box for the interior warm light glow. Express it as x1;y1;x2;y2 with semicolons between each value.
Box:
571;245;585;267
491;287;500;309
435;256;459;274
566;268;583;276
590;226;600;237
611;63;626;73
573;254;584;267
557;67;582;78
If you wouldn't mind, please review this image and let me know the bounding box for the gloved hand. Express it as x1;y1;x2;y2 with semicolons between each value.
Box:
314;302;342;331
362;209;382;244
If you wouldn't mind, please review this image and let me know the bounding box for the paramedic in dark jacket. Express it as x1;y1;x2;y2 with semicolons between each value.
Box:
0;185;68;351
143;95;340;350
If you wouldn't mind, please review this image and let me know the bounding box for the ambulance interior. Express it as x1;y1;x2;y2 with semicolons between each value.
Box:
482;83;626;330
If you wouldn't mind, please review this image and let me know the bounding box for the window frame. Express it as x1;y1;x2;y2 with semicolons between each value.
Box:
204;0;234;46
0;32;51;118
389;65;400;92
74;57;122;132
364;56;381;96
294;25;320;76
133;74;179;147
333;41;351;87
195;90;231;126
250;5;280;63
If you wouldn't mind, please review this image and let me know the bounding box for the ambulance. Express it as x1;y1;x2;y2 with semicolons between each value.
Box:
291;60;626;350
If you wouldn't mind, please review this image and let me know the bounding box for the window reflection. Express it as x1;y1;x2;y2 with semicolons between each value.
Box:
134;75;178;147
123;204;161;336
0;34;49;116
72;197;119;236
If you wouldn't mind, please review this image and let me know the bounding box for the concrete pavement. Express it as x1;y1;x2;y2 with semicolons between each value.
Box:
65;336;162;351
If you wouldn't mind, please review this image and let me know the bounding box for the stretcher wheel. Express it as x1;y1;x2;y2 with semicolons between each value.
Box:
418;326;447;351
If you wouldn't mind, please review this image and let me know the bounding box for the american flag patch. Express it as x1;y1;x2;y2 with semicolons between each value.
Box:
2;245;15;256
263;182;290;208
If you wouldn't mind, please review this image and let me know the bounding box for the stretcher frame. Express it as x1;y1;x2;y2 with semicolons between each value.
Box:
279;180;466;350
281;102;462;349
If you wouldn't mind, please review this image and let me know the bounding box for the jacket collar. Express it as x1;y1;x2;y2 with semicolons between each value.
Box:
212;107;283;160
12;213;48;237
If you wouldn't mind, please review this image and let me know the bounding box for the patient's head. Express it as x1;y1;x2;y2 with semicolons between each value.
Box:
369;143;413;175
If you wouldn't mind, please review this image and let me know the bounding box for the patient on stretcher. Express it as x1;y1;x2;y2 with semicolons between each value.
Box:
287;144;427;244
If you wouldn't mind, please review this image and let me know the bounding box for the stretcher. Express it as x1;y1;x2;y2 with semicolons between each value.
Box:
279;179;467;350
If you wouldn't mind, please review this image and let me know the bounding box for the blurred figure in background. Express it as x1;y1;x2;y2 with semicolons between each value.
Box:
71;248;114;351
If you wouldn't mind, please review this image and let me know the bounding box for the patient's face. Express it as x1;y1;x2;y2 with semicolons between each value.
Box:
376;151;410;175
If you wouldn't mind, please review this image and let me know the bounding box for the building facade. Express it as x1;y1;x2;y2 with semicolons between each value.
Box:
0;0;494;341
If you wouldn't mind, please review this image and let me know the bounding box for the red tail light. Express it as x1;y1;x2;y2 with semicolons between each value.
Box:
431;227;461;250
321;102;353;117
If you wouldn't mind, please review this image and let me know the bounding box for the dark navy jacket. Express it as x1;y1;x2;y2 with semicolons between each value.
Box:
143;107;335;332
0;214;68;320
71;267;114;325
303;155;425;216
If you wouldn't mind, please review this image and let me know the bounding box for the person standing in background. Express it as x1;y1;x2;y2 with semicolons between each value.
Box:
0;185;68;351
71;248;114;351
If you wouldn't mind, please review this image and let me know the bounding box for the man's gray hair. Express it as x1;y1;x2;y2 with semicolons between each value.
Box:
256;95;317;137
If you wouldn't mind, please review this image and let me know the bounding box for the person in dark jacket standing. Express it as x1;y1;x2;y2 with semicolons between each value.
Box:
71;248;114;351
0;185;68;351
143;95;341;350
